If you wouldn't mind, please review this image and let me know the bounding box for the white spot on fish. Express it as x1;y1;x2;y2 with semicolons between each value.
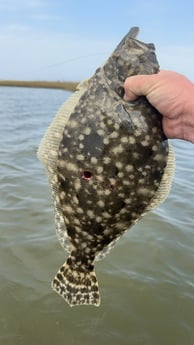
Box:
76;154;85;161
110;131;119;139
141;140;149;146
97;200;105;208
97;166;103;174
97;129;105;136
84;127;91;135
91;157;98;164
152;127;158;133
112;145;124;154
103;138;110;145
73;196;79;204
69;120;78;128
107;119;113;125
123;180;131;186
109;178;116;185
137;187;149;195
64;216;70;224
96;216;102;223
125;164;134;172
66;162;77;172
121;136;128;143
73;218;81;225
103;156;111;164
118;172;124;178
114;123;120;130
65;205;74;214
115;161;123;169
74;179;81;192
87;210;95;218
104;189;111;196
154;153;165;161
129;136;136;144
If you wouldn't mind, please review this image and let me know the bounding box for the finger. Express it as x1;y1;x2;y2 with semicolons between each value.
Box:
123;74;158;101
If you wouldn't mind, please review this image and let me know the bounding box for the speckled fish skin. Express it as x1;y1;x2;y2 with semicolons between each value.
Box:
38;27;175;307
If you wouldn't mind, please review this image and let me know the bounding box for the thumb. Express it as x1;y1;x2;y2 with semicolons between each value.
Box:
124;74;158;101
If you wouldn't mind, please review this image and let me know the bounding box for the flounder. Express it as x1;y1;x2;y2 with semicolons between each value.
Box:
38;27;175;307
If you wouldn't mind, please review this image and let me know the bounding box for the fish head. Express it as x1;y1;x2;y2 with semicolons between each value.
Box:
102;27;159;94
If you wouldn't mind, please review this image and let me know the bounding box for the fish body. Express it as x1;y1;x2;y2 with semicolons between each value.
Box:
38;27;175;307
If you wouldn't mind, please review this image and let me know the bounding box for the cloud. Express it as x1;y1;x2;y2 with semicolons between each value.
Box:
1;24;32;33
0;0;47;10
27;0;48;8
31;13;61;21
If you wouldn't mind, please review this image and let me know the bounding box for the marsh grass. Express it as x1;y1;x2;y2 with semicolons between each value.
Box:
0;80;78;92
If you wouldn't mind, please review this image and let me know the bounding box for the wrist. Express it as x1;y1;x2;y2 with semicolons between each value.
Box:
182;84;194;143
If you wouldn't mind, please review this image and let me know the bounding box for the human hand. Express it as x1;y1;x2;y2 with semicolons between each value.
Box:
124;70;194;143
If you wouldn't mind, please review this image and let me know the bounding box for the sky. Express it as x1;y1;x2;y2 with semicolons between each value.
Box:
0;0;194;82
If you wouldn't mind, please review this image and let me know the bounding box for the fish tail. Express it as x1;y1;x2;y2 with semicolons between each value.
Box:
51;257;100;307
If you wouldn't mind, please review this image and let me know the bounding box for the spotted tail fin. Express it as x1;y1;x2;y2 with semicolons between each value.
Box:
51;257;100;307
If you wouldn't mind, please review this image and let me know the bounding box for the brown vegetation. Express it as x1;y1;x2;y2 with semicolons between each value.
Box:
0;80;79;92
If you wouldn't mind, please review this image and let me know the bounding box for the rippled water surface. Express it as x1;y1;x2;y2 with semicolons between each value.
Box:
0;87;194;345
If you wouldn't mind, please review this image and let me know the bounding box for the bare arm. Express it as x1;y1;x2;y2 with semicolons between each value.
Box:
124;70;194;143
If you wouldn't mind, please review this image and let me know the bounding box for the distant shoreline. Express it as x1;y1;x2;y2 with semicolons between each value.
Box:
0;80;78;92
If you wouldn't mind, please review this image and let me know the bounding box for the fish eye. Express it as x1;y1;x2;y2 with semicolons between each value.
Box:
115;86;125;98
110;184;115;191
82;171;93;180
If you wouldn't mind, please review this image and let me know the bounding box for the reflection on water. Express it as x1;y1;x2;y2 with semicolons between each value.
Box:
0;87;194;345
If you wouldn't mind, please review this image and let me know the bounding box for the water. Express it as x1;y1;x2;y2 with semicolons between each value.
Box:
0;86;194;345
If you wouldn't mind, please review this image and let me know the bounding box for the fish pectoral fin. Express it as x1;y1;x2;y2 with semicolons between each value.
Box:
51;257;100;307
